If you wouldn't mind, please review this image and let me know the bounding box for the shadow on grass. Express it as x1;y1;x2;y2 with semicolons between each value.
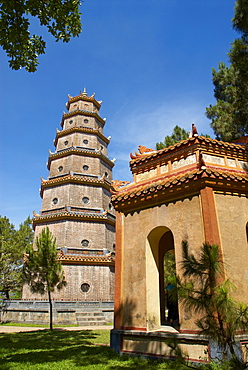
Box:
0;330;166;370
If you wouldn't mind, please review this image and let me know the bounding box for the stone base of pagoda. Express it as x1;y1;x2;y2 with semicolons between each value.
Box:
1;300;114;326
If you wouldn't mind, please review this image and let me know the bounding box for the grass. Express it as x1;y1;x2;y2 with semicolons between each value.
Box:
0;322;78;328
0;329;240;370
0;329;167;370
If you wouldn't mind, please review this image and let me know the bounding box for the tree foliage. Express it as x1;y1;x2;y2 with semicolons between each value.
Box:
23;227;66;329
175;241;248;367
0;0;82;72
206;0;248;141
0;216;33;299
156;125;189;150
163;251;176;288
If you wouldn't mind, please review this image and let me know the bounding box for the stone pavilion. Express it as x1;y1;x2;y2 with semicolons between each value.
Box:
110;134;248;362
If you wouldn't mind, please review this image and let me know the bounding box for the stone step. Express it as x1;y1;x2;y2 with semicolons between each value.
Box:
76;311;106;326
77;315;105;321
76;312;103;317
77;320;106;326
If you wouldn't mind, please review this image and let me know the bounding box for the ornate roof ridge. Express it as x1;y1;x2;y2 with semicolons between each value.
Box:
62;109;105;126
58;251;115;265
33;211;115;225
41;173;111;186
67;91;102;109
130;136;247;164
47;147;114;168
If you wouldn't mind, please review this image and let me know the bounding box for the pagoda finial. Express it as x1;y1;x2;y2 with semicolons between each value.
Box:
82;87;87;96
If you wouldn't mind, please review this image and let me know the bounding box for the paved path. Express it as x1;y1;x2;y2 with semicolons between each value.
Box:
0;325;113;333
0;325;179;334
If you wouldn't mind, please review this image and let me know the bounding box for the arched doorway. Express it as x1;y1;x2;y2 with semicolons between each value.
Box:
147;226;179;330
159;231;178;326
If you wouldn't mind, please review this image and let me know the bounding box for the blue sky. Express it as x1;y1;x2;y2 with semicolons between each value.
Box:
0;0;237;228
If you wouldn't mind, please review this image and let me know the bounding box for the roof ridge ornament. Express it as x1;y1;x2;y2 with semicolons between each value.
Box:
130;144;156;159
138;145;155;154
81;87;87;96
111;180;131;192
192;123;198;137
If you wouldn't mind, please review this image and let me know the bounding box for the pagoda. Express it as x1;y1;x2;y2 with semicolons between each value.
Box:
23;89;115;302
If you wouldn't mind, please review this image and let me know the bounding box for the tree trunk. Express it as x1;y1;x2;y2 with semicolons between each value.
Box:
48;290;53;330
5;290;10;300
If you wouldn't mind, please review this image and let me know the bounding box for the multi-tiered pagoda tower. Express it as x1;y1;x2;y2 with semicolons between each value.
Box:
23;90;115;301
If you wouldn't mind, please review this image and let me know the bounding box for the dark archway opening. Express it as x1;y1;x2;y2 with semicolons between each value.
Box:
158;230;179;327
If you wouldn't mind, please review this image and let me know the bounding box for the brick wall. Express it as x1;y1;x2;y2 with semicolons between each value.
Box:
34;220;115;250
41;183;113;212
23;264;115;301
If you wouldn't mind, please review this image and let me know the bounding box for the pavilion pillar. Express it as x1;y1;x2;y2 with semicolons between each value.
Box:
113;211;123;329
200;186;221;246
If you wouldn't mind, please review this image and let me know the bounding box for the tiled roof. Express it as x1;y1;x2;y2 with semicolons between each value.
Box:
61;109;105;126
41;174;111;191
47;147;114;169
67;93;102;109
130;136;247;166
111;168;248;204
33;210;115;226
58;252;115;266
54;126;110;145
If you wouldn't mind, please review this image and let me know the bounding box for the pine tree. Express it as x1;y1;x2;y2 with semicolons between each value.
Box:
206;0;248;141
156;125;189;149
0;216;33;299
23;227;66;330
175;241;248;367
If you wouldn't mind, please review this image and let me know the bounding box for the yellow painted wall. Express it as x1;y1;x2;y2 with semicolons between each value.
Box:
120;194;205;330
215;193;248;302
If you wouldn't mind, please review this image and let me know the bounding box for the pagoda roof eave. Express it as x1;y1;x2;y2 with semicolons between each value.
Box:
61;110;105;127
40;174;112;197
33;212;115;227
47;148;115;170
54;127;110;146
58;253;115;266
68;93;102;110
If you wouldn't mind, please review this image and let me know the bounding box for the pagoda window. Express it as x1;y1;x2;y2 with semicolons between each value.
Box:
58;166;63;172
64;140;68;146
81;239;89;247
83;139;88;145
83;165;89;171
82;197;89;204
52;198;58;205
81;283;90;292
69;120;73;124
84;119;89;123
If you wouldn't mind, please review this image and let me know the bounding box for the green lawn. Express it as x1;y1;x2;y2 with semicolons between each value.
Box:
0;322;78;327
0;329;236;370
0;329;166;370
